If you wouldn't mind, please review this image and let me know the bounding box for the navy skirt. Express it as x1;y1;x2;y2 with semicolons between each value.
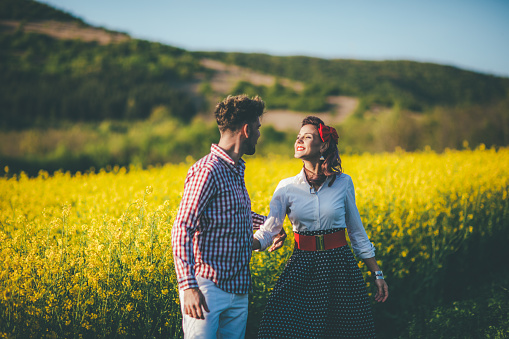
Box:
257;229;376;339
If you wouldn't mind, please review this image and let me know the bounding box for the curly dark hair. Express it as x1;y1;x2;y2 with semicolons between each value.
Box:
301;116;342;178
214;95;265;132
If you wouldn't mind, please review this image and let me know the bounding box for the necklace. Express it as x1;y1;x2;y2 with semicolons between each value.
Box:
303;166;326;189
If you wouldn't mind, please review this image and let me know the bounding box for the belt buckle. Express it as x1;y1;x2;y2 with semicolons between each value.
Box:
315;234;325;251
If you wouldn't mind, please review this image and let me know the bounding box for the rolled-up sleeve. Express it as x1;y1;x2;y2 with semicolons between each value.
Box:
345;176;375;259
254;182;288;251
251;212;267;231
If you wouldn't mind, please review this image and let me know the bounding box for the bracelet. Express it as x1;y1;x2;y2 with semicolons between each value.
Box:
373;270;384;280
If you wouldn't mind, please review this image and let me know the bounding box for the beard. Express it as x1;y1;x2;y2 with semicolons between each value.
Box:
244;123;258;156
244;142;256;155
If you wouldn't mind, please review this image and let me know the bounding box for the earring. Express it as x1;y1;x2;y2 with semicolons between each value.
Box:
320;155;325;161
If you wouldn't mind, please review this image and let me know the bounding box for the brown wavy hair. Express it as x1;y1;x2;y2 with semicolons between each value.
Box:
214;95;265;132
301;116;342;179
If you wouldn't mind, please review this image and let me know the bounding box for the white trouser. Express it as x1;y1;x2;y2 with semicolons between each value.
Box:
179;276;249;339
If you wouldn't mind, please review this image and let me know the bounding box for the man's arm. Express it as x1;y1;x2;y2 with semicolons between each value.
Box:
251;212;266;231
171;167;216;317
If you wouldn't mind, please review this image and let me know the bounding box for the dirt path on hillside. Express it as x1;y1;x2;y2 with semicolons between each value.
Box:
201;58;304;93
200;59;358;130
262;96;358;130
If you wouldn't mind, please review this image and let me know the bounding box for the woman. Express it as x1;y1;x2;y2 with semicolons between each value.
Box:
253;116;388;338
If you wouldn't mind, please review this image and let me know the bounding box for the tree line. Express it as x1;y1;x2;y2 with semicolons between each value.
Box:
0;0;82;23
0;32;201;129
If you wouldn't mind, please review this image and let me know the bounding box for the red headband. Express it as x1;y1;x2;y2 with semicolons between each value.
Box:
318;124;339;144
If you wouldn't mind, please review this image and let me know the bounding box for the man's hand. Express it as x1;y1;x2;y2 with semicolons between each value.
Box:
183;288;210;319
253;238;261;250
268;228;287;252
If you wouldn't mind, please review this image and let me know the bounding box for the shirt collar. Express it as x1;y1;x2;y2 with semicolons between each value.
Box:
211;144;246;172
296;168;308;184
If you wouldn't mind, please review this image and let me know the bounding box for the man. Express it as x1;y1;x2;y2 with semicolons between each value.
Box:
171;95;286;338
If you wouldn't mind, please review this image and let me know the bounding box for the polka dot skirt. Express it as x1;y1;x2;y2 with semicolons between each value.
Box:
257;229;376;339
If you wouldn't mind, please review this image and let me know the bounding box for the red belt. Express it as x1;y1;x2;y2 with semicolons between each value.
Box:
294;229;347;251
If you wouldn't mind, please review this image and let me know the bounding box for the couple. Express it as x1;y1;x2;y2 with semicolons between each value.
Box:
171;95;389;339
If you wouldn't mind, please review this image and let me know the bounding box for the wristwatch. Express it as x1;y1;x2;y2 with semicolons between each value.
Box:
373;270;384;280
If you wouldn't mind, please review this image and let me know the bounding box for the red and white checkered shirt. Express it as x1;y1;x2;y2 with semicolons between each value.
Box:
171;144;266;294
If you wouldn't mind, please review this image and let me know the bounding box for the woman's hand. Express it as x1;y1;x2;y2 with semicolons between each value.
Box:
361;257;389;302
268;228;287;252
374;279;389;302
253;228;287;251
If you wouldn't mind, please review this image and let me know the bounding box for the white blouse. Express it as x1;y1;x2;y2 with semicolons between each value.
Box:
254;170;376;259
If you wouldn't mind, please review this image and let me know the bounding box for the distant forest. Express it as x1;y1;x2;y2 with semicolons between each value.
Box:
1;0;508;175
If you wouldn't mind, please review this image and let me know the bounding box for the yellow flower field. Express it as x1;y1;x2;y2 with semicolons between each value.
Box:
1;147;508;337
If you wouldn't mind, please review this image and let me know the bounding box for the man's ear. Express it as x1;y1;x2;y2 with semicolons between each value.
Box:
241;123;250;138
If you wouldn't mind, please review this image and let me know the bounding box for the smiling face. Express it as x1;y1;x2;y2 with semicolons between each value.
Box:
294;124;324;160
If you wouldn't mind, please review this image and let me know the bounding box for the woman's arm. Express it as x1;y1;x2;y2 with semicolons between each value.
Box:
344;176;375;259
253;182;289;251
344;176;388;302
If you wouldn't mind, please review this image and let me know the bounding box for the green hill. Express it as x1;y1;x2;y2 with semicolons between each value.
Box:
0;31;202;128
199;52;509;111
0;0;204;129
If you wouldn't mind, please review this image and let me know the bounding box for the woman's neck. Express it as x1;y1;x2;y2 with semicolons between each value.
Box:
302;160;321;175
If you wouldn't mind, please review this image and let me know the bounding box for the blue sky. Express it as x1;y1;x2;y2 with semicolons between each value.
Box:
38;0;509;77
